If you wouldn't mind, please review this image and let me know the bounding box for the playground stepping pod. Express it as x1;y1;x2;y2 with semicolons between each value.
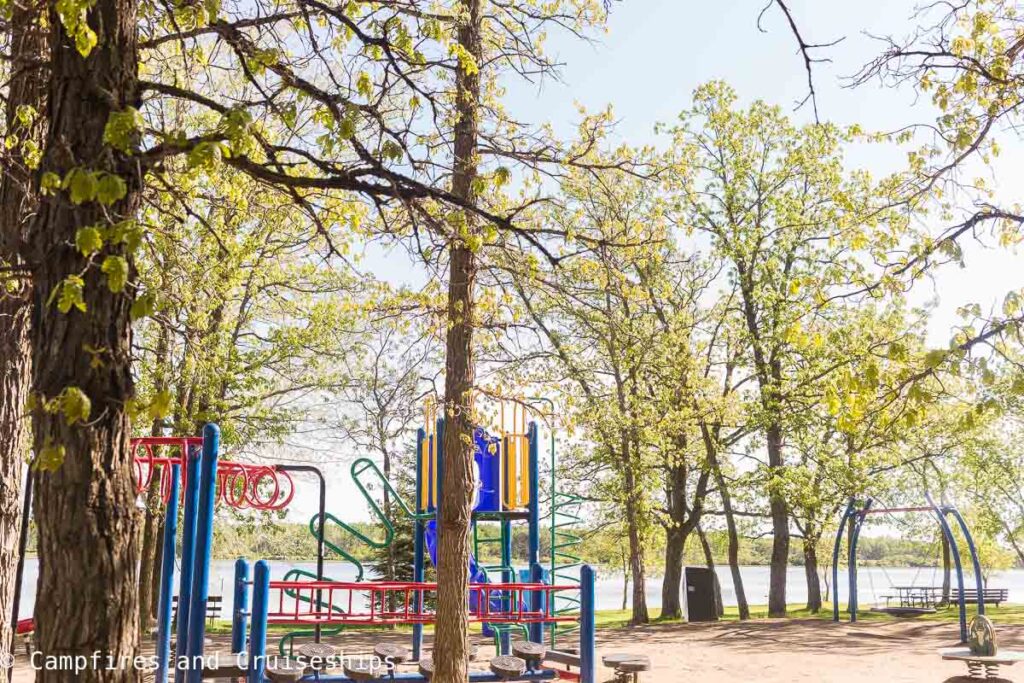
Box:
489;655;528;679
511;640;546;668
265;661;306;682
601;653;651;683
417;658;434;679
941;615;1024;680
373;642;410;664
343;658;381;681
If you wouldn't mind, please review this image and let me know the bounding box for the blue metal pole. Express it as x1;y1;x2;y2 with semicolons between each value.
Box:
527;422;540;568
528;562;544;644
155;464;180;683
848;498;873;622
926;492;969;642
174;441;202;683
947;503;986;618
831;499;855;623
413;428;425;661
579;565;596;683
247;560;270;683
232;559;250;654
185;423;221;682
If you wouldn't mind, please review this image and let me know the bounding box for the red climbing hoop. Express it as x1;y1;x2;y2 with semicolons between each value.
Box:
129;436;294;511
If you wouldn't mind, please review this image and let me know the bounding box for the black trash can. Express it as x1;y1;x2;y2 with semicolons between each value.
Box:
684;567;720;622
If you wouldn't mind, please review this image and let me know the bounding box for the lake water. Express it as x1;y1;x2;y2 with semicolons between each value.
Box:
13;559;1022;619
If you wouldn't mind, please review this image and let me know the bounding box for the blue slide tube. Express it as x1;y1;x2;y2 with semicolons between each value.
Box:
185;423;221;682
174;440;202;683
154;464;180;683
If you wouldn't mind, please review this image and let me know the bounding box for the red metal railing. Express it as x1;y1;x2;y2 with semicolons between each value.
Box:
265;580;580;627
130;436;294;510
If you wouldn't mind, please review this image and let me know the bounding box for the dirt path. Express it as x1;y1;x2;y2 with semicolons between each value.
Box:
6;619;1023;681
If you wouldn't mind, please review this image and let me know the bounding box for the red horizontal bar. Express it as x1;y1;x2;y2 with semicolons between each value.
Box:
269;580;577;591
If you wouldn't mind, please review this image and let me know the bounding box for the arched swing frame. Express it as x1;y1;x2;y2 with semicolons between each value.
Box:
831;492;984;643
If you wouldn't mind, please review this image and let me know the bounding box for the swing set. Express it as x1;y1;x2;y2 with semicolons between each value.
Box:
831;492;985;643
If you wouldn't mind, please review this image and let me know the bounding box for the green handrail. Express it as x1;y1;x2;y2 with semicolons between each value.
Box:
280;457;430;654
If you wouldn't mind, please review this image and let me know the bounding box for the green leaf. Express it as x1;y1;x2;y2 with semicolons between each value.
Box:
36;441;66;472
40;172;61;196
103;107;143;153
148;390;173;422
75;226;104;256
61;386;91;426
64;168;98;204
101;255;129;293
53;276;86;313
130;291;156;320
96;173;127;205
187;141;223;171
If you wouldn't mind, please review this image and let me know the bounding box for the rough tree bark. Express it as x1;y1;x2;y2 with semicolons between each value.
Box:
699;423;749;619
29;0;143;676
697;524;723;617
137;324;171;634
0;0;46;657
433;0;482;680
622;435;649;625
803;535;822;613
660;454;710;620
765;424;789;617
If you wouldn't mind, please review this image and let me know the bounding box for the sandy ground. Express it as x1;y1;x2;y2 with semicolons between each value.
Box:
6;619;1024;682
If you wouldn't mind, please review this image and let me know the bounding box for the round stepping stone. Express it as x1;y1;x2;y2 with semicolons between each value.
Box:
511;641;546;667
344;658;379;681
490;655;527;679
418;658;434;679
266;662;306;682
374;642;410;664
602;653;640;667
297;642;338;660
616;657;651;673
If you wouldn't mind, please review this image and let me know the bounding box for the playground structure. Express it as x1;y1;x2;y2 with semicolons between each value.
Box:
831;493;985;643
9;397;595;683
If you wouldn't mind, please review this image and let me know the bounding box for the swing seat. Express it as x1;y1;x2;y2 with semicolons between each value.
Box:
871;606;936;617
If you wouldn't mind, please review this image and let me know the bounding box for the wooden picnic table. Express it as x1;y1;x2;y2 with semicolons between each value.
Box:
884;586;946;609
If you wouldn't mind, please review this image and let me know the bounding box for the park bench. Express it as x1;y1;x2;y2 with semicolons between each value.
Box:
171;595;223;624
952;588;1009;606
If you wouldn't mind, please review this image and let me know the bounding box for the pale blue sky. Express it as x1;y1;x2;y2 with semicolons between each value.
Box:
280;0;1022;524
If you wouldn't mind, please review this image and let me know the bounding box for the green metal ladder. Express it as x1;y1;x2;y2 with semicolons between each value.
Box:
550;491;584;647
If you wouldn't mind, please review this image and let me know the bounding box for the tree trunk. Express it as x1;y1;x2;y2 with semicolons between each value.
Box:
700;424;749;619
29;0;142;676
621;437;648;625
697;524;723;617
150;514;164;619
803;537;821;613
765;424;789;617
661;525;686;620
433;0;482;680
941;532;951;605
620;548;629;611
0;0;46;657
136;468;163;636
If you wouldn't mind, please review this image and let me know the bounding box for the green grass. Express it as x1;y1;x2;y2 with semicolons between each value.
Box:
594;602;1024;628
